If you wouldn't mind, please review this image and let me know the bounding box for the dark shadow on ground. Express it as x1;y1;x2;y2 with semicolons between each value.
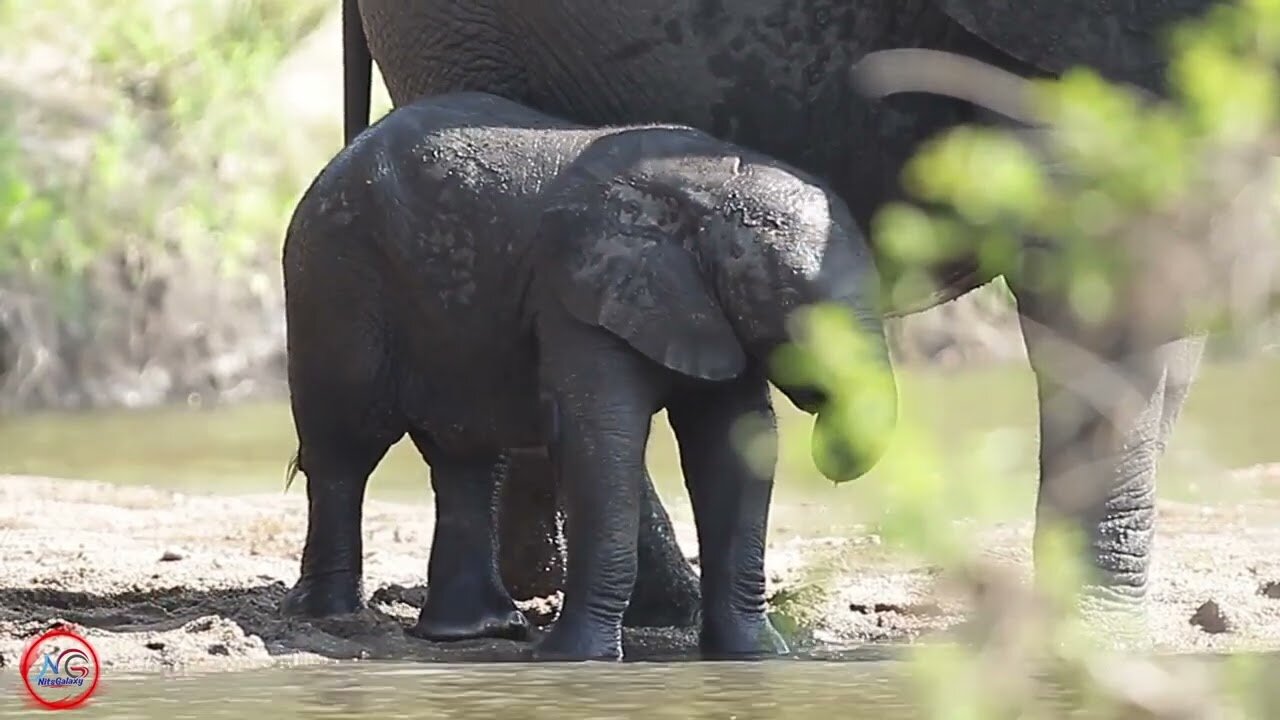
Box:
0;582;706;664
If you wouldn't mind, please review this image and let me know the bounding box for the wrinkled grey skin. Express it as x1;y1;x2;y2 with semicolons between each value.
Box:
339;0;1217;615
281;91;896;660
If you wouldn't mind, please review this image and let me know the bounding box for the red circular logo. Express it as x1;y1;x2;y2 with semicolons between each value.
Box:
19;626;101;710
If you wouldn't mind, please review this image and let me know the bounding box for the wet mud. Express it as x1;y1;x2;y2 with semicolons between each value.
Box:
3;473;1280;672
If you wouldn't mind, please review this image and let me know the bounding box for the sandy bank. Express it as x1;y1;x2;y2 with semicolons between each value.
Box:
2;473;1280;673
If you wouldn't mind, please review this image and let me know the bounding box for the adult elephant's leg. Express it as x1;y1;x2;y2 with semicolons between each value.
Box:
496;450;702;629
408;435;530;641
1155;334;1206;448
1015;290;1200;602
666;372;787;658
624;474;702;628
497;450;565;601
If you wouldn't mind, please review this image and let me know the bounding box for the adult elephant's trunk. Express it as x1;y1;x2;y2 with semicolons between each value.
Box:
343;0;373;145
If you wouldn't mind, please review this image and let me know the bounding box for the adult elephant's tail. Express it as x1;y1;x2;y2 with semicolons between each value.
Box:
343;0;372;145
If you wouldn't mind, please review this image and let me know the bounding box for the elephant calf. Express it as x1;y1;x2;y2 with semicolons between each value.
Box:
281;91;897;661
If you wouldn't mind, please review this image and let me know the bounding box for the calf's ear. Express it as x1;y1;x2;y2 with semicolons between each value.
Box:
536;200;746;382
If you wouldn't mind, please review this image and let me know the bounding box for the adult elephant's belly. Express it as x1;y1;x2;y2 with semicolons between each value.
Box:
359;0;1017;315
500;0;1003;310
504;1;968;202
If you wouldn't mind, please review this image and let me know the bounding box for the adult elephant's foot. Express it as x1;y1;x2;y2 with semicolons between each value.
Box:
623;473;702;628
1033;522;1155;651
531;618;622;661
1074;583;1152;651
700;611;789;660
407;578;531;641
280;571;364;618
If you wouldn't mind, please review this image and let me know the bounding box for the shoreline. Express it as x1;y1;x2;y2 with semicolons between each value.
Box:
2;474;1280;673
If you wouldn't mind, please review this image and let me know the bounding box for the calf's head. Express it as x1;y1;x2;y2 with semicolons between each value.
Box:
537;155;898;483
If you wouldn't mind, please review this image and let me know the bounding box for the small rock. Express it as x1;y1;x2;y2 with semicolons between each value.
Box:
1258;581;1280;599
144;641;165;651
159;550;184;562
0;650;6;668
207;643;229;656
370;584;428;608
183;617;217;633
1189;600;1232;634
849;602;907;615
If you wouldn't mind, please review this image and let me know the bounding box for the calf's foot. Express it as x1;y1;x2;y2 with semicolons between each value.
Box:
700;611;789;660
278;450;379;619
533;616;622;661
280;571;364;618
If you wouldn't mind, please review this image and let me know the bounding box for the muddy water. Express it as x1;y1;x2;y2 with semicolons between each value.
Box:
3;359;1280;513
3;655;1278;719
0;660;912;719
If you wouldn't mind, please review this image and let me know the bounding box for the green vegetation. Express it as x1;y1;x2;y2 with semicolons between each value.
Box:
0;0;330;284
780;0;1280;715
0;0;349;409
875;0;1280;339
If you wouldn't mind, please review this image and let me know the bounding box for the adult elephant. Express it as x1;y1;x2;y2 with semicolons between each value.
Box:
335;0;1217;624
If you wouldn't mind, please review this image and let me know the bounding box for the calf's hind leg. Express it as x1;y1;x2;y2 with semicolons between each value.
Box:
410;434;530;641
280;224;407;618
279;328;401;618
281;435;394;617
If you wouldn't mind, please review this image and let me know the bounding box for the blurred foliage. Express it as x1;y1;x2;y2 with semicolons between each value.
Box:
0;0;329;305
875;0;1280;337
778;0;1280;716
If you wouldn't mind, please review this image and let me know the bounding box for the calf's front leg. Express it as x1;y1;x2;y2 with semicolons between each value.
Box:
532;325;665;661
667;372;788;658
